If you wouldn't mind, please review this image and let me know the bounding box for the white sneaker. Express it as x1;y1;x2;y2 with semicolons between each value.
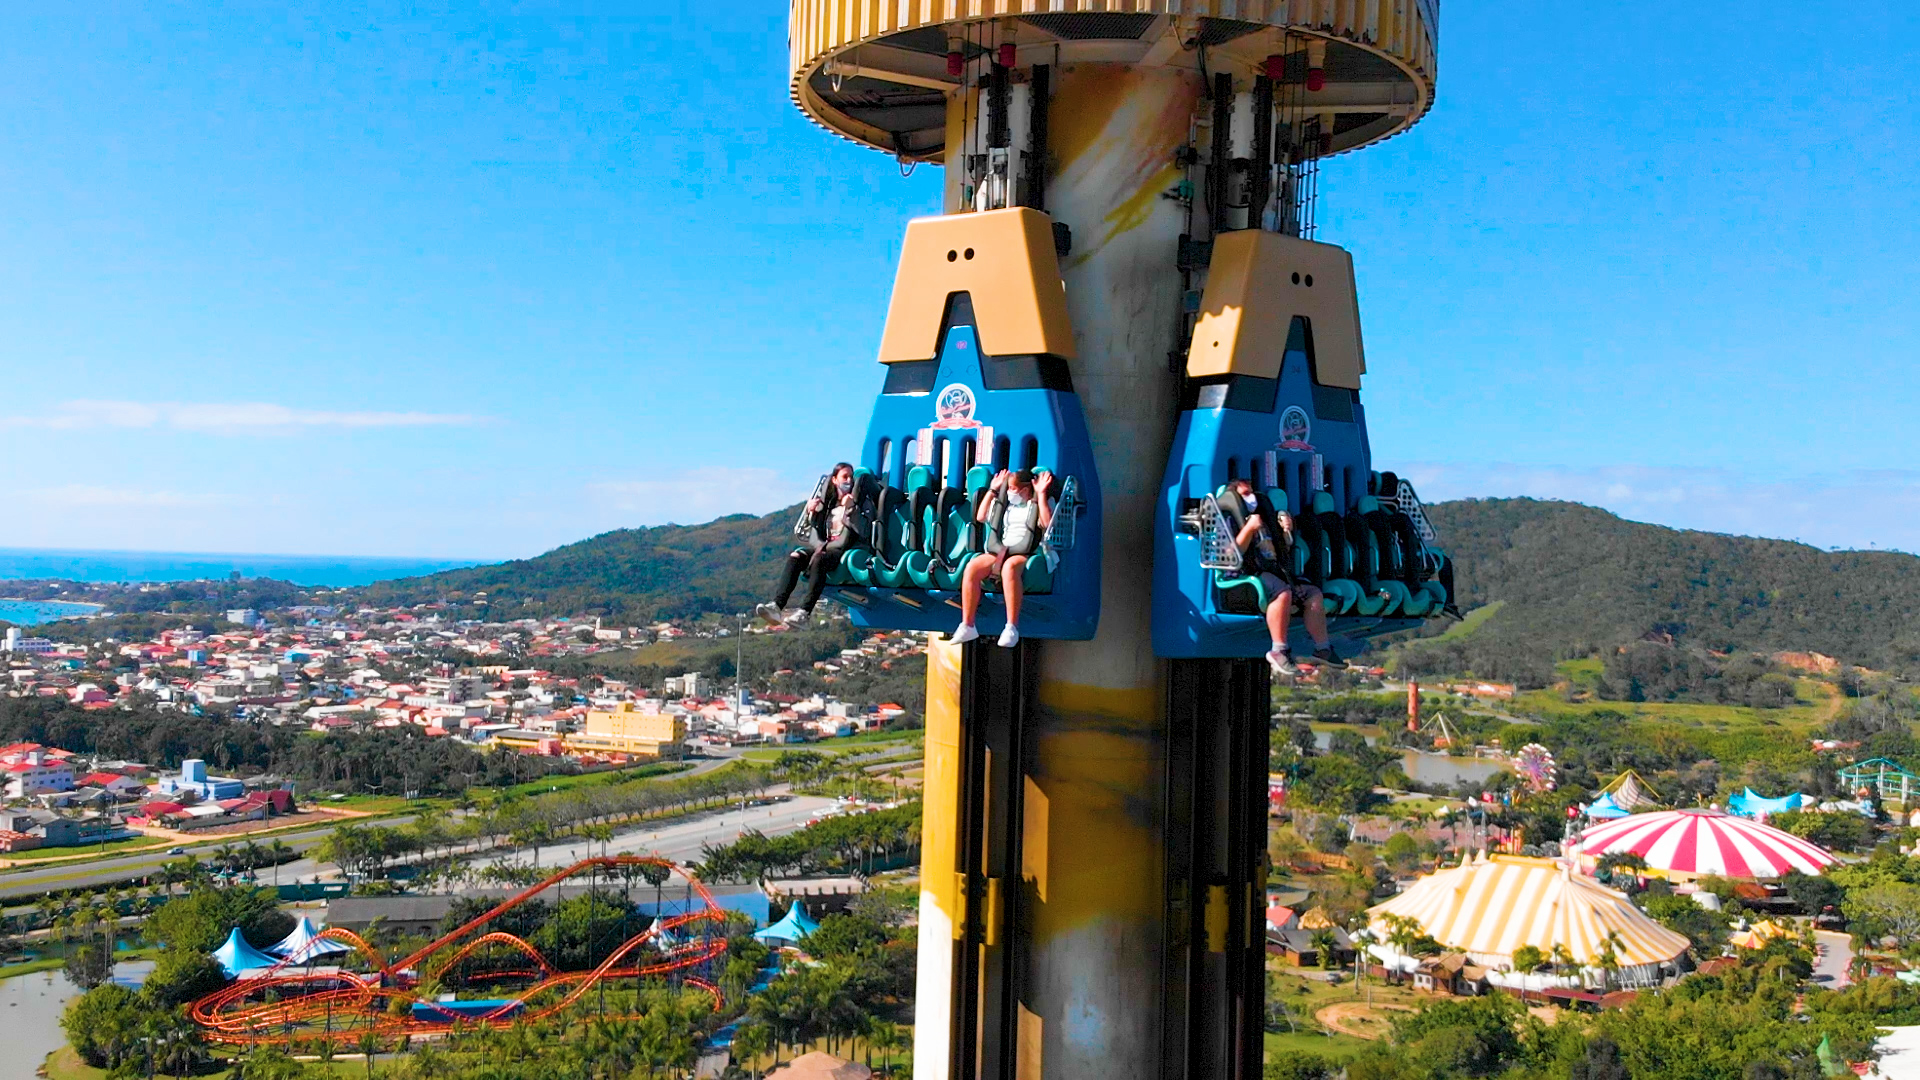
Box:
755;602;782;623
950;624;979;644
782;608;809;625
998;624;1020;648
1266;648;1299;676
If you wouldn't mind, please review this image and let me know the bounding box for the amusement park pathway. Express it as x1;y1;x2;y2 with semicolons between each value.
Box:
1812;929;1854;989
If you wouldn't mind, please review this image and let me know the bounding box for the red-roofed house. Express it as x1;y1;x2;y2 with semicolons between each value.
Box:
4;751;75;798
78;773;144;797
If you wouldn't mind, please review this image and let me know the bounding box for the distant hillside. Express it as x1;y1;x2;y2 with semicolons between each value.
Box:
353;509;801;623
355;498;1920;682
1405;499;1920;686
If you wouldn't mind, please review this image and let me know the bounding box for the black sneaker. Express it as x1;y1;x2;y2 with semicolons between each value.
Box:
1441;603;1465;621
1311;647;1348;669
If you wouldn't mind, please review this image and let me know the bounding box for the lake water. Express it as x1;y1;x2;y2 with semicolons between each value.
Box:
0;599;104;626
1400;751;1512;789
0;548;482;588
0;961;155;1079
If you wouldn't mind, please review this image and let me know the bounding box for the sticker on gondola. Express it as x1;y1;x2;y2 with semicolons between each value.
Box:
1278;406;1313;451
933;383;980;428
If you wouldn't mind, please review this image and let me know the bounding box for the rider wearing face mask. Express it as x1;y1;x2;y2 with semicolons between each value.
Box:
759;463;871;625
951;468;1053;648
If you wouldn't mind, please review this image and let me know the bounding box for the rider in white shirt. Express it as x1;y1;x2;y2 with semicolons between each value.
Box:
950;469;1053;648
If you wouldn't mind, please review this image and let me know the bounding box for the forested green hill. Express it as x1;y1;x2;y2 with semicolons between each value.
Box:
353;509;800;623
1403;499;1920;686
354;498;1920;685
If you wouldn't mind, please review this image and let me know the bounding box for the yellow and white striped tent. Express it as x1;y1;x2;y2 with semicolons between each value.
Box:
1367;854;1689;971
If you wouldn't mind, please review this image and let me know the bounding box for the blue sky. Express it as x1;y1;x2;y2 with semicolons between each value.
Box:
2;3;1915;560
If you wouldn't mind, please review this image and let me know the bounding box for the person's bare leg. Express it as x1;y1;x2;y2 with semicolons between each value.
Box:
1304;589;1330;648
960;555;993;625
1002;555;1028;625
1266;589;1295;646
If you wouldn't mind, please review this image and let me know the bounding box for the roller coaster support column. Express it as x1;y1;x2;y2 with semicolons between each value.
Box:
917;65;1200;1080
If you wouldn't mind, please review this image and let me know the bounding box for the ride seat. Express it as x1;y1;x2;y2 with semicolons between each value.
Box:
1358;495;1413;615
1310;490;1364;615
981;467;1058;596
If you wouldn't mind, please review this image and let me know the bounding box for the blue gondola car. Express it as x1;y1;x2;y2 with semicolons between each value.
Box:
1153;230;1453;659
824;208;1101;640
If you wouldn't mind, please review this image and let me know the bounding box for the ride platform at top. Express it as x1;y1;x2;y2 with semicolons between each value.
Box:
787;0;1438;165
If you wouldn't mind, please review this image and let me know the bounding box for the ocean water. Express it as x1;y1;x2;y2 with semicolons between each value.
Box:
0;599;105;625
0;548;481;588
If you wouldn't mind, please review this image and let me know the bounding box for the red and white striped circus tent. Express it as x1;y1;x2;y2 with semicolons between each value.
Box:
1569;808;1838;879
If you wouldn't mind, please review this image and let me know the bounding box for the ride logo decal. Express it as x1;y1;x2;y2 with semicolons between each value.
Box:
932;383;980;429
1278;405;1314;451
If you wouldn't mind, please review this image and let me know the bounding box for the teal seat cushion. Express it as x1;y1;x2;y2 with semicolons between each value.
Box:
1322;578;1363;615
1023;553;1053;595
843;548;876;586
1375;580;1413;616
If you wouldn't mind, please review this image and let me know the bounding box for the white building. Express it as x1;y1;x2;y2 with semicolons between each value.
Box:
2;628;56;654
4;750;76;799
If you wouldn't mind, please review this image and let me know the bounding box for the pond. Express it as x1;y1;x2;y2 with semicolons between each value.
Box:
1399;750;1511;789
1306;730;1514;790
0;960;154;1079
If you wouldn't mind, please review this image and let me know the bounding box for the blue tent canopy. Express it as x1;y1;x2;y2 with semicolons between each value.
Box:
1728;787;1803;818
753;901;820;946
1583;793;1631;819
269;916;351;963
211;927;280;977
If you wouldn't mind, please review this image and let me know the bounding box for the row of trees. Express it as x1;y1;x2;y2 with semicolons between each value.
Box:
316;764;782;880
0;694;578;797
694;803;923;883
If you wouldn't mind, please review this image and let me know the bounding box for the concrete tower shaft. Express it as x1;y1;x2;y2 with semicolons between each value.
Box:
784;6;1443;1080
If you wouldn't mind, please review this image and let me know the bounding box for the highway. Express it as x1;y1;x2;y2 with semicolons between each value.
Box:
0;750;754;901
464;794;841;877
0;744;898;902
0;816;415;901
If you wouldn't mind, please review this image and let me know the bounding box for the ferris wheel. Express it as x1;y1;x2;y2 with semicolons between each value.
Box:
1513;743;1559;794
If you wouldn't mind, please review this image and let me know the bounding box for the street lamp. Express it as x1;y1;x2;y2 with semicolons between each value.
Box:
734;612;747;714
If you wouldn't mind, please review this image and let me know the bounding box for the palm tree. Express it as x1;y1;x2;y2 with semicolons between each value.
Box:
1595;930;1625;991
356;1030;381;1077
867;1021;903;1078
213;842;238;879
1550;943;1576;981
268;839;293;887
733;1023;775;1080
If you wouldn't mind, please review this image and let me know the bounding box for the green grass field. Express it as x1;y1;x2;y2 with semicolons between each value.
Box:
1425;600;1504;644
0;836;173;865
493;760;693;798
1512;689;1829;733
1265;1028;1372;1062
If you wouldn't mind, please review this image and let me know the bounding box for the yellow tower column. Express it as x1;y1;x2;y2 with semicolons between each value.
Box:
1005;63;1197;1080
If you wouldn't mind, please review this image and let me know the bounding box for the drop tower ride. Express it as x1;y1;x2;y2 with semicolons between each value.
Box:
783;5;1444;1079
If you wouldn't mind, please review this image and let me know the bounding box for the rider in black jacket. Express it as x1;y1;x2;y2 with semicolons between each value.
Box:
1223;477;1346;675
758;463;873;626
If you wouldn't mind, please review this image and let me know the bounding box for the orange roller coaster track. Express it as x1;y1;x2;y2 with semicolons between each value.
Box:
190;856;729;1046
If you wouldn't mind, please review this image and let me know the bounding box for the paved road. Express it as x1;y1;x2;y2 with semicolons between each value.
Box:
0;815;418;901
1812;929;1854;988
464;795;841;878
0;752;758;902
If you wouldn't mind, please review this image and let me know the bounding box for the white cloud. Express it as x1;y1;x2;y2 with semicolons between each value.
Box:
0;400;481;433
25;485;231;509
1400;462;1920;553
588;467;808;526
